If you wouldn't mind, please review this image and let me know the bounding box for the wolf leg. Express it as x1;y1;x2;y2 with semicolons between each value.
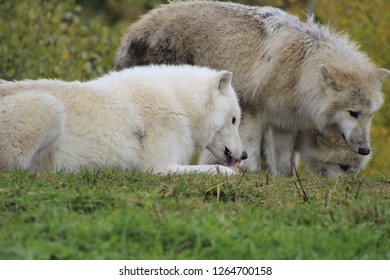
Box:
239;130;261;172
237;112;262;172
264;126;297;176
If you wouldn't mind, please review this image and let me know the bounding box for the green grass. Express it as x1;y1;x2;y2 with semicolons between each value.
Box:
0;169;389;260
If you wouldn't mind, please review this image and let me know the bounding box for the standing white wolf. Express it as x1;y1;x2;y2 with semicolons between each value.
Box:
0;65;247;174
114;1;390;176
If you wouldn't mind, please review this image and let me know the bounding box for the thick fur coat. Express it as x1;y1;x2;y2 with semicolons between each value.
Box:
0;65;246;174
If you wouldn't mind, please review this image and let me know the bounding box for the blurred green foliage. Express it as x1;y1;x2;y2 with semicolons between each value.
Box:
0;0;389;175
0;0;119;81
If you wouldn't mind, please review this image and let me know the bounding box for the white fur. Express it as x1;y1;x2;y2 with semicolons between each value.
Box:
297;131;371;177
0;65;246;174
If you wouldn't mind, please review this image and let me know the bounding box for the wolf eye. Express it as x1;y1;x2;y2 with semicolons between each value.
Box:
339;164;350;172
232;117;236;125
348;111;360;119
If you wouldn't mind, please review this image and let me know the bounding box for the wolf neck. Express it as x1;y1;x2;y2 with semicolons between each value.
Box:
244;28;372;132
186;105;216;153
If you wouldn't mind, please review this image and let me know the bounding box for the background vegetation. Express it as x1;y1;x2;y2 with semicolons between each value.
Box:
0;0;389;260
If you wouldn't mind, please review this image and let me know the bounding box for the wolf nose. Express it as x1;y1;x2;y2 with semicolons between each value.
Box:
358;147;370;155
240;151;248;160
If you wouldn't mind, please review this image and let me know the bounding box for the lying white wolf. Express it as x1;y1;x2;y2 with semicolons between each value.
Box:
0;65;247;174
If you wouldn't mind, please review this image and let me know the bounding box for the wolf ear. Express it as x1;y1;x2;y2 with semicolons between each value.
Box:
320;65;343;92
216;71;233;93
370;68;390;85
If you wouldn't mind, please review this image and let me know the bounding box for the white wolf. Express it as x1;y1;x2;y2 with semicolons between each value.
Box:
114;1;389;176
295;130;371;177
0;65;247;174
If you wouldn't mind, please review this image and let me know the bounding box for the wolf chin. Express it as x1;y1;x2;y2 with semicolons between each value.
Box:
0;64;247;174
114;1;389;176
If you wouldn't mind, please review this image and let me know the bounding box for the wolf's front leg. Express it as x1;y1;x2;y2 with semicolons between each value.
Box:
263;126;297;177
237;112;262;172
240;135;261;172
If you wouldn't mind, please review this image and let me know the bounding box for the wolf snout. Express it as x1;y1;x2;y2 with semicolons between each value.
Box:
344;135;371;156
358;147;370;155
224;147;248;160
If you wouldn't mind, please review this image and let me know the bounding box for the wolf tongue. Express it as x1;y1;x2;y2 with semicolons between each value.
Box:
228;158;241;170
224;148;240;170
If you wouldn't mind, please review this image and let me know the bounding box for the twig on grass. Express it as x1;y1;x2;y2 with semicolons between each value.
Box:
294;181;303;200
265;170;271;185
202;167;247;203
293;162;309;202
92;169;100;191
235;167;247;187
202;183;224;203
355;178;363;199
217;183;221;203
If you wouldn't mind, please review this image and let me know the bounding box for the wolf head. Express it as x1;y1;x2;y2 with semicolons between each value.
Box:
205;71;247;168
320;65;390;155
299;130;370;177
